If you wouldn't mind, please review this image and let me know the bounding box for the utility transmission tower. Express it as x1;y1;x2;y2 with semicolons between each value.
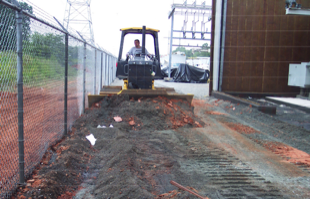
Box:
63;0;95;44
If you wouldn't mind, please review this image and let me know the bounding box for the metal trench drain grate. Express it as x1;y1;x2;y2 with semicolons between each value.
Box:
181;148;284;199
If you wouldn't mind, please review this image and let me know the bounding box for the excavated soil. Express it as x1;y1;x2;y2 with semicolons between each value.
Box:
12;95;209;199
11;95;310;199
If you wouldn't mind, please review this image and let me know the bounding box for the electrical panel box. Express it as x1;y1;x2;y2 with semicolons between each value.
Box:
288;62;310;88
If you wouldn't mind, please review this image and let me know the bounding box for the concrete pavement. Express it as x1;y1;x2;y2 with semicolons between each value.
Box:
110;78;209;98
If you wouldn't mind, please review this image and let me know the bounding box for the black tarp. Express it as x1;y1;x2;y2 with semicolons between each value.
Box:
161;63;209;83
161;67;177;78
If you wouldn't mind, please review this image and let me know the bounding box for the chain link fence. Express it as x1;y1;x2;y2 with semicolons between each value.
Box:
0;1;117;198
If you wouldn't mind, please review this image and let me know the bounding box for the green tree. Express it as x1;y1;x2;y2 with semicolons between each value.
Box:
172;46;193;57
28;32;82;67
0;0;33;50
202;43;209;50
29;32;65;65
172;43;210;58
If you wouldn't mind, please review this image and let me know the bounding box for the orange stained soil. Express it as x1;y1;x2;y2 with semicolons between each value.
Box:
157;96;202;128
263;142;310;167
199;119;309;179
224;122;259;134
205;111;227;116
191;99;213;108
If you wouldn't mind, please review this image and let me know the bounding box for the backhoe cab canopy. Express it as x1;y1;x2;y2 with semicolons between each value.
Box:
117;27;160;62
120;27;159;34
118;27;160;61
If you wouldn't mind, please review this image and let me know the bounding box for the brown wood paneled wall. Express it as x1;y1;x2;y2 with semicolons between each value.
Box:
222;0;310;94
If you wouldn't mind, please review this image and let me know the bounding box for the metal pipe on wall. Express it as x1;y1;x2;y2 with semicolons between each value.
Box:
212;0;224;91
16;8;25;185
209;0;216;95
219;0;227;91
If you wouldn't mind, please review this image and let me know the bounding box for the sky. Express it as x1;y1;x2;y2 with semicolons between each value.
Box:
24;0;212;57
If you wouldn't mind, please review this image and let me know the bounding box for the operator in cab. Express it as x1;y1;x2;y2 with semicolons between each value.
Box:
126;39;151;58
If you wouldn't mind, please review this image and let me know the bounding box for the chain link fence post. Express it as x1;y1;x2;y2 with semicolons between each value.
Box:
83;43;86;113
112;57;114;83
104;53;109;86
111;56;113;83
64;33;68;136
16;7;25;186
52;17;69;136
94;49;97;94
106;54;109;85
100;52;103;89
111;57;113;82
109;55;111;84
113;57;115;82
106;55;109;85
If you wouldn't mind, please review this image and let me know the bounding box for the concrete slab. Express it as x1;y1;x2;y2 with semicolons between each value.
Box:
110;78;210;98
109;78;124;86
212;91;277;114
155;80;209;98
266;97;310;113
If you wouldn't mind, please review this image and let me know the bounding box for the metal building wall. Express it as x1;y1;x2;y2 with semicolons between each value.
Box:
221;0;310;95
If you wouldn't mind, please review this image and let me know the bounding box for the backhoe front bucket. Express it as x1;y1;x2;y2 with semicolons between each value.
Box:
88;86;194;108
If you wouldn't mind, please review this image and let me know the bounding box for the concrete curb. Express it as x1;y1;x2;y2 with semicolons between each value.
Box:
266;97;310;114
212;91;277;115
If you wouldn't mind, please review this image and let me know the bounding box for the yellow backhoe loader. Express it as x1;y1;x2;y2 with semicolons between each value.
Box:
88;26;193;107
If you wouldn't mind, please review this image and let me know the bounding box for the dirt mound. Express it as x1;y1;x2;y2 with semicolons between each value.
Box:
12;95;205;199
88;95;203;130
12;137;94;199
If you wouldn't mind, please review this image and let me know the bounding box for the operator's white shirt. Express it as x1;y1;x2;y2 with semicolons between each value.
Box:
127;47;149;56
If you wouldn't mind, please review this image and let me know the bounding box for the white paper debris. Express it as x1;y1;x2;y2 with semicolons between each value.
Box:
86;134;96;146
109;124;114;128
97;125;106;128
114;116;122;122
